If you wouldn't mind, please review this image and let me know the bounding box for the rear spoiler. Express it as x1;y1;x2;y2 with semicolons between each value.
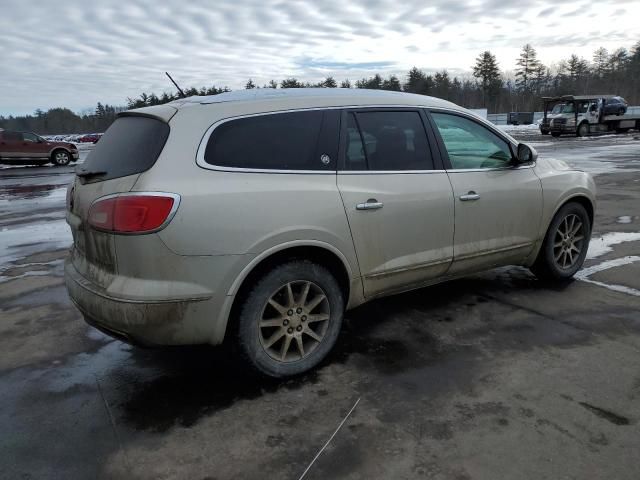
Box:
118;104;178;123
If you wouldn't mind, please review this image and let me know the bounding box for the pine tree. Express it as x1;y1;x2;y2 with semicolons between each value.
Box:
472;51;501;106
382;75;401;91
321;76;337;88
404;67;430;94
567;54;589;79
515;44;540;92
281;78;304;88
592;47;609;77
355;74;383;89
245;79;256;89
340;79;351;88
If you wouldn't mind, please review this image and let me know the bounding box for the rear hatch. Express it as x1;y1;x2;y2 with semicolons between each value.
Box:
67;110;173;286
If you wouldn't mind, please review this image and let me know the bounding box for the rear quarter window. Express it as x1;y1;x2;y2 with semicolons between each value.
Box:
80;116;169;182
203;110;337;171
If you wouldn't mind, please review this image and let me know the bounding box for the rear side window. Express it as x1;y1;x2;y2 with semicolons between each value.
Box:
3;131;23;141
80;116;169;182
204;110;337;171
344;111;434;171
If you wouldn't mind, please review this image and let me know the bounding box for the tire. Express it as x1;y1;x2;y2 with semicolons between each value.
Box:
551;132;561;137
52;149;71;166
540;130;549;135
576;122;589;137
531;202;591;282
236;260;344;378
615;128;630;134
618;108;625;116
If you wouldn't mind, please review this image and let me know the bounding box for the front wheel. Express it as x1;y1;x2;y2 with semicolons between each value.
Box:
236;261;344;378
52;149;71;166
551;132;561;137
577;122;589;137
531;202;591;282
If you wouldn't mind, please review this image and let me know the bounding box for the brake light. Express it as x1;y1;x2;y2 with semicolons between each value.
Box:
88;194;178;234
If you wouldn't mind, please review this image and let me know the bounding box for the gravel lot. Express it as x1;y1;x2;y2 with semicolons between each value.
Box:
1;132;639;479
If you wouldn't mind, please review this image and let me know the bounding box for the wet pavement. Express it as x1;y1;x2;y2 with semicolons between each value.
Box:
1;135;640;479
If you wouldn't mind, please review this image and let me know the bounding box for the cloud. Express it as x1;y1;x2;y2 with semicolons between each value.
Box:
0;0;638;115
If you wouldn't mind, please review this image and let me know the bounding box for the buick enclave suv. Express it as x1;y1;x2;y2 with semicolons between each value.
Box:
65;89;596;377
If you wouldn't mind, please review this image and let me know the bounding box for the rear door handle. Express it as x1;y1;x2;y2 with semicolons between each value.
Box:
459;191;480;201
356;199;384;210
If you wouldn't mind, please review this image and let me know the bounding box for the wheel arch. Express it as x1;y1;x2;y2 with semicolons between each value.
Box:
50;147;72;160
223;241;357;342
555;194;594;228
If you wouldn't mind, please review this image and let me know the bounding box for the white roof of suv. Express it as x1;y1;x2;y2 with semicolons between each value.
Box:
167;88;459;110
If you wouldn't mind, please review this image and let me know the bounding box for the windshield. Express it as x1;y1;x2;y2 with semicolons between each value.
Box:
551;103;575;114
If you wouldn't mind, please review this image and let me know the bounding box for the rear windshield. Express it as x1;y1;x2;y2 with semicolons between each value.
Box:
79;116;169;182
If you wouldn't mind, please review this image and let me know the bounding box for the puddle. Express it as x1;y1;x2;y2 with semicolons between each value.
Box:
0;219;72;281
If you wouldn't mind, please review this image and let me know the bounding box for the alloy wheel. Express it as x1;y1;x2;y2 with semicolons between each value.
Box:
259;280;330;362
55;151;70;165
553;214;585;269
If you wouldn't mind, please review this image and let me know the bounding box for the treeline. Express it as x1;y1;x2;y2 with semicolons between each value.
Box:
0;103;124;135
127;42;640;114
2;41;639;134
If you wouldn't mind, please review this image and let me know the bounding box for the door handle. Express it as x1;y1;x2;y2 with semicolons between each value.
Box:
356;199;384;210
459;191;480;201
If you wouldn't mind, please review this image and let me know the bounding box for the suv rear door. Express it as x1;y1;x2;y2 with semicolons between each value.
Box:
0;131;23;158
337;108;454;298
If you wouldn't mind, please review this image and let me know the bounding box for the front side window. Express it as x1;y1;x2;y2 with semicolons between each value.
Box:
204;110;335;170
431;112;513;170
344;110;433;171
23;133;39;142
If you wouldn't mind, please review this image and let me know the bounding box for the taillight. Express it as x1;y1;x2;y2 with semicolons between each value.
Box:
88;194;178;234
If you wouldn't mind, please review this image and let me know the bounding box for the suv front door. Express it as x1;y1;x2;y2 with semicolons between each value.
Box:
337;109;454;298
428;111;543;275
22;132;50;158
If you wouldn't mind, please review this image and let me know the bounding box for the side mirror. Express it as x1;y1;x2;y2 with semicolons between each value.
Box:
517;143;537;164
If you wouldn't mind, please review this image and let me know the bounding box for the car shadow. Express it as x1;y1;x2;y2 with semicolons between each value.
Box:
113;267;572;433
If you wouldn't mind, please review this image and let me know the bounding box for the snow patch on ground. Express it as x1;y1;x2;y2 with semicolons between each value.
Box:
617;216;632;224
586;232;640;259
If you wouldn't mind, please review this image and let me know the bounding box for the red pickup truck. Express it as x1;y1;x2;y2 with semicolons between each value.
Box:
0;129;79;166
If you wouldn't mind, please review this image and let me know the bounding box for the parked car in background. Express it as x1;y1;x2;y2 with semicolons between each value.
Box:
0;129;79;165
77;133;102;143
65;89;596;378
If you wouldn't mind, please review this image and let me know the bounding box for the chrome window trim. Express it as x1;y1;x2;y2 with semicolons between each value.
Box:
195;104;458;174
88;191;181;235
338;169;448;175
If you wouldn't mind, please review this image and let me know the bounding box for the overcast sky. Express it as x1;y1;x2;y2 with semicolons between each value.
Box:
1;0;638;115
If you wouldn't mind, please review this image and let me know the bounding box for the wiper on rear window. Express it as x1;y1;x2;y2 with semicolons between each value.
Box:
76;168;107;180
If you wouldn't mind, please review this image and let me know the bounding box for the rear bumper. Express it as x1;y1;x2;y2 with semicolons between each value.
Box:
64;258;222;346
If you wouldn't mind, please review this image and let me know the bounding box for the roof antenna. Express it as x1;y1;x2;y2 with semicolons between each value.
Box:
165;72;186;98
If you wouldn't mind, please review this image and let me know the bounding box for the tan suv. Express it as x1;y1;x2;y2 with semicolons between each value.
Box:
65;89;596;377
0;129;79;166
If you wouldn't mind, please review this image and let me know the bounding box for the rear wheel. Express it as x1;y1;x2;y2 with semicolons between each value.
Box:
618;108;625;116
52;149;71;166
551;132;561;137
236;261;344;378
577;122;589;137
531;202;591;282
